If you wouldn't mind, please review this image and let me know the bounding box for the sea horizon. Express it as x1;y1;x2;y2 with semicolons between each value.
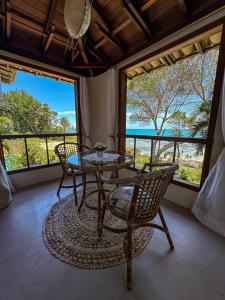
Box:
126;128;192;137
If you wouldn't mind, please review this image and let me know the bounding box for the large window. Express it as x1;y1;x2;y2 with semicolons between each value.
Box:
118;25;222;190
0;63;79;173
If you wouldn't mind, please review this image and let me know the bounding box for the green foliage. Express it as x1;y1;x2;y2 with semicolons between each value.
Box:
178;166;202;185
126;146;201;185
60;116;70;133
0;90;58;134
5;138;58;171
0;116;14;134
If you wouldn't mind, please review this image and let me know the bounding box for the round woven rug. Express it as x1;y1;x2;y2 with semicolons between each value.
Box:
42;191;154;269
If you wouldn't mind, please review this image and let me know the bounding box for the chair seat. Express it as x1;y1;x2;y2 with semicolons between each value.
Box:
65;167;84;176
108;186;134;220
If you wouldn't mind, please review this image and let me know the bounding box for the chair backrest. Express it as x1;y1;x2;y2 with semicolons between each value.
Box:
128;163;178;222
54;142;90;170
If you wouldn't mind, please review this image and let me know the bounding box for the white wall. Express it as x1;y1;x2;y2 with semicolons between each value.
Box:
10;165;62;189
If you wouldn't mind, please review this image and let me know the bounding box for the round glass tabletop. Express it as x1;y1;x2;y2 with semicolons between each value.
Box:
66;150;134;172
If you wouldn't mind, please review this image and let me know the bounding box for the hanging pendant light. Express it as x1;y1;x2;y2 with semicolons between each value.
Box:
64;0;92;39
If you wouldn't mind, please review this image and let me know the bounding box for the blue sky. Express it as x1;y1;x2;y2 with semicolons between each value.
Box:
2;71;76;125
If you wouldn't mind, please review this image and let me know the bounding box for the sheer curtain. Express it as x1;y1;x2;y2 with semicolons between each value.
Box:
79;77;92;148
106;68;117;150
0;75;14;209
192;72;225;237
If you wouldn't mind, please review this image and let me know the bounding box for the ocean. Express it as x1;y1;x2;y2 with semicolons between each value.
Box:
125;128;203;160
126;128;191;137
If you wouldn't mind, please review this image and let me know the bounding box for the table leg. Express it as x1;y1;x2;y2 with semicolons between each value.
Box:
95;171;102;231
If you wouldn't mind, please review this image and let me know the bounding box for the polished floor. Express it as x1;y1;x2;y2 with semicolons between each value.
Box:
0;178;225;300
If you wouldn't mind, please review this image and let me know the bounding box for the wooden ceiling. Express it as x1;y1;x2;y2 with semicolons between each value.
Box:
126;25;222;78
0;0;225;77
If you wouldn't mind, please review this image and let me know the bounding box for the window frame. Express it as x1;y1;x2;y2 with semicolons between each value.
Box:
118;20;225;191
0;60;82;174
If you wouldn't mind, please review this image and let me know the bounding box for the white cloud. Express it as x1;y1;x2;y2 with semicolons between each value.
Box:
57;111;75;115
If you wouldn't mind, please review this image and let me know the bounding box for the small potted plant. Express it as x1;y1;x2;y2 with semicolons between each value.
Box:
93;142;107;158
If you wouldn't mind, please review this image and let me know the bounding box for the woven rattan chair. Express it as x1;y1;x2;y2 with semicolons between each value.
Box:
54;142;90;205
98;162;179;289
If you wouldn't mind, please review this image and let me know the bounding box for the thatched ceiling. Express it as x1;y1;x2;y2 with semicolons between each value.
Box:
0;0;225;77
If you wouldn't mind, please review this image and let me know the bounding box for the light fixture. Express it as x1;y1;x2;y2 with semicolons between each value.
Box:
64;0;92;39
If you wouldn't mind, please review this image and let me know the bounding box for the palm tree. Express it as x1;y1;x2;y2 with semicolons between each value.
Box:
190;100;211;155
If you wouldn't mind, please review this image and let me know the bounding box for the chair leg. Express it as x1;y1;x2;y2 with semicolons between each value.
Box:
126;225;133;289
72;175;78;206
98;201;106;239
158;207;174;250
57;174;65;196
78;173;86;212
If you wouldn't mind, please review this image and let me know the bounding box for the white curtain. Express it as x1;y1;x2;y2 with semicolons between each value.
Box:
106;68;117;150
79;77;92;148
0;75;14;209
192;72;225;237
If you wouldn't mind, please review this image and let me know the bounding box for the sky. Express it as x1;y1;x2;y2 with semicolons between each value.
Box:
2;71;76;126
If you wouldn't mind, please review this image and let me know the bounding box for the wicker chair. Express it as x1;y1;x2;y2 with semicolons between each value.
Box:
54;142;90;205
99;162;179;289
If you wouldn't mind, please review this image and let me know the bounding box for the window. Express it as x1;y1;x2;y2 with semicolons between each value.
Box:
0;61;80;173
118;25;223;190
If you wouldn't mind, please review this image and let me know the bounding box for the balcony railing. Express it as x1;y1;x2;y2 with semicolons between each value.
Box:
118;133;209;191
0;133;79;174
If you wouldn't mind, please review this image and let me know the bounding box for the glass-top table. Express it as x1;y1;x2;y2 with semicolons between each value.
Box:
66;150;134;229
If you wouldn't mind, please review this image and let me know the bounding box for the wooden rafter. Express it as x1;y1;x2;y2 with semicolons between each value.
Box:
123;0;152;38
140;0;157;12
86;36;109;63
70;40;80;63
78;38;89;64
195;41;204;54
78;38;93;76
41;0;57;54
95;21;127;53
42;24;55;53
94;0;156;50
45;0;57;33
72;63;108;69
6;0;11;41
92;2;111;31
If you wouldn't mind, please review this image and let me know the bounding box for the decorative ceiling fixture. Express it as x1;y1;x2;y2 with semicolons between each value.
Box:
64;0;92;39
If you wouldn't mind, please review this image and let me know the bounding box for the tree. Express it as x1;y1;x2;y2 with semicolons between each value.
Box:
0;116;14;134
128;64;194;160
0;90;58;134
60;116;70;133
127;49;219;160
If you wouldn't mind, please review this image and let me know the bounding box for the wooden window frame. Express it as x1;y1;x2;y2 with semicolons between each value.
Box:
0;56;82;174
118;19;225;191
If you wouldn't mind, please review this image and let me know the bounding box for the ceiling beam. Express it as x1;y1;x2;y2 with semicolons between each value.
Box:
42;24;55;53
95;21;127;53
70;40;80;63
72;64;108;69
45;0;57;33
6;0;11;41
78;38;93;76
195;41;204;54
93;0;156;50
140;0;157;12
92;2;111;31
86;36;109;63
123;0;152;38
78;38;89;64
